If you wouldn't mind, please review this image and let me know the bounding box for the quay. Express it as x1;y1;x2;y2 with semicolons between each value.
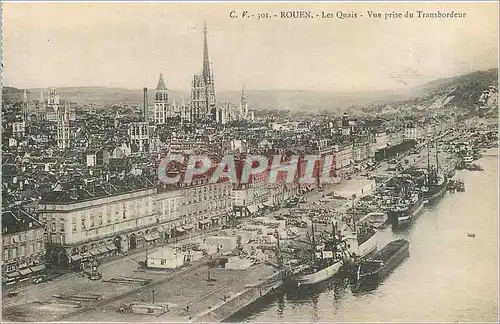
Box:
1;147;459;323
2;114;496;323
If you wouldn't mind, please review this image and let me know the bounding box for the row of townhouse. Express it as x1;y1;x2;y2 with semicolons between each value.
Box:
37;176;232;269
2;209;46;285
231;151;338;217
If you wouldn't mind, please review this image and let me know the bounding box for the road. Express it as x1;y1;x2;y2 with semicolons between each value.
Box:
2;228;220;309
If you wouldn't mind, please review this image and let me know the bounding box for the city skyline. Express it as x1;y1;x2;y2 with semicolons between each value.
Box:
2;2;498;92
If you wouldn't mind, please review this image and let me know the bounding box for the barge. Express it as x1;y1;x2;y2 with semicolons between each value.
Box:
351;239;409;292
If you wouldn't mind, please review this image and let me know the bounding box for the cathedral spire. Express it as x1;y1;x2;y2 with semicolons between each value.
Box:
240;84;248;119
202;21;211;83
156;73;167;90
23;89;28;102
39;89;44;103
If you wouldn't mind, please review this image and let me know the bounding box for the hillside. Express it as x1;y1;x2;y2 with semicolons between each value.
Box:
2;68;497;113
415;68;498;109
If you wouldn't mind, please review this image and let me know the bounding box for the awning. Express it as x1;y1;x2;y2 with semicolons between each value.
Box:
82;252;92;258
98;247;109;254
5;271;20;278
184;224;195;230
144;232;160;242
176;227;185;233
247;205;258;214
199;219;211;225
106;244;117;251
211;216;220;221
89;249;101;256
71;254;82;261
30;264;46;273
19;268;32;276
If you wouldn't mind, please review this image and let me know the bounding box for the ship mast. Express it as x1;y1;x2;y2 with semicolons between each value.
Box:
310;217;316;263
275;230;283;268
434;125;439;172
352;194;357;232
427;128;431;174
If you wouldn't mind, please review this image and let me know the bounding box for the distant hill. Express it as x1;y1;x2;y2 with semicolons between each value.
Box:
16;87;412;114
15;87;415;114
414;68;498;109
1;86;25;105
2;68;498;113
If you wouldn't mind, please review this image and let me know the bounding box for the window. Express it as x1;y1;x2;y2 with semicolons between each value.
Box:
50;234;56;243
161;259;166;265
20;232;26;242
12;247;18;259
90;216;95;228
61;234;66;244
3;249;9;261
81;218;86;230
72;218;77;233
20;245;26;257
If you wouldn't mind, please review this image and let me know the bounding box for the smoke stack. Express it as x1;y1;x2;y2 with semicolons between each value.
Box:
143;87;148;122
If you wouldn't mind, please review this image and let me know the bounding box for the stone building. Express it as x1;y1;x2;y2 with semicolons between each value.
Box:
2;208;46;285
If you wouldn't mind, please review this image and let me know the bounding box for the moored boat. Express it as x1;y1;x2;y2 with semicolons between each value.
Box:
288;222;344;288
389;192;424;228
295;259;343;287
359;212;388;229
422;171;447;204
351;239;409;292
447;179;456;192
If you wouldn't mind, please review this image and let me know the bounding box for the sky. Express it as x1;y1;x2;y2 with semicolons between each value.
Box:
2;2;498;92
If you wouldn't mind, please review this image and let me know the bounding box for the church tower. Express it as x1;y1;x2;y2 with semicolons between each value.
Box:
154;73;169;124
37;89;46;121
191;22;216;122
57;101;70;149
240;85;248;120
22;89;29;121
47;88;60;121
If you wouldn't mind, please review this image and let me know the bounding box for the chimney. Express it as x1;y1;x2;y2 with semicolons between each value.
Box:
143;87;148;123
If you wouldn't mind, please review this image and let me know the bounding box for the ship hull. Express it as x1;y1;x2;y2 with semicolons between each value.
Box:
358;232;378;258
424;181;447;204
295;261;343;287
353;239;409;292
389;198;424;229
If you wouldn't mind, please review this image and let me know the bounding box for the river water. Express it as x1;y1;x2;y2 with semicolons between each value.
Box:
230;154;498;323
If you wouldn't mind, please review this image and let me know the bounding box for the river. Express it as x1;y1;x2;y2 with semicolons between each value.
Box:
229;153;498;322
